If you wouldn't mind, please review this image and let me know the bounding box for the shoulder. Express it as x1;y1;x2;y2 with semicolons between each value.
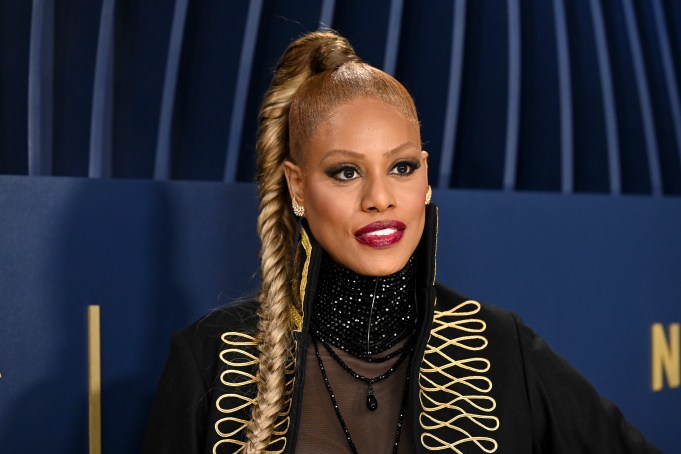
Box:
143;299;260;452
432;282;527;380
430;285;662;452
170;299;260;381
431;282;526;369
433;282;521;333
176;299;260;344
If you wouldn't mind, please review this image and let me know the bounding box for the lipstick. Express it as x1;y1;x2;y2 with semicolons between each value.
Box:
354;220;406;248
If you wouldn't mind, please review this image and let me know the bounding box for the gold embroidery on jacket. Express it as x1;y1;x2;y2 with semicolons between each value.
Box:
418;300;499;453
291;229;312;332
433;206;438;286
213;332;295;453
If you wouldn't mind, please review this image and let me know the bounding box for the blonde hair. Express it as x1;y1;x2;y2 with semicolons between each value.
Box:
242;31;419;452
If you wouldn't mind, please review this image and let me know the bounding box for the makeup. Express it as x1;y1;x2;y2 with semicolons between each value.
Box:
354;220;406;248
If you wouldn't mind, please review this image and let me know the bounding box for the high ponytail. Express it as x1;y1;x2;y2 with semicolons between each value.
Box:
242;31;359;453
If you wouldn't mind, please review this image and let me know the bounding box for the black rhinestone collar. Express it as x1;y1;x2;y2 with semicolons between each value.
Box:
310;252;417;356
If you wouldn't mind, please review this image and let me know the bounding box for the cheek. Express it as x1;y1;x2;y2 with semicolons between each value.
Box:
397;182;428;212
306;185;353;228
397;184;428;241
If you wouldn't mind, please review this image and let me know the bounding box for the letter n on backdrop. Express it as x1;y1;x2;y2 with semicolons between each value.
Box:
651;323;680;392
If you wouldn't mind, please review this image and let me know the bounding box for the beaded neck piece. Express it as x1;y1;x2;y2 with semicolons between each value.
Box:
310;252;417;357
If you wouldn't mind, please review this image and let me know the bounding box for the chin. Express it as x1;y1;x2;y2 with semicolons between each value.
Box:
350;253;412;277
323;234;420;277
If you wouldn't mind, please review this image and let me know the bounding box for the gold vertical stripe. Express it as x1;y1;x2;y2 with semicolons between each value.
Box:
88;305;102;454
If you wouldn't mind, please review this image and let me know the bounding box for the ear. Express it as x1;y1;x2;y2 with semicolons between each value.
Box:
283;160;305;204
421;150;429;172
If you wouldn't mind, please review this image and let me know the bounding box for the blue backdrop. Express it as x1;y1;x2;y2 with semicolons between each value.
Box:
1;177;679;452
1;0;680;452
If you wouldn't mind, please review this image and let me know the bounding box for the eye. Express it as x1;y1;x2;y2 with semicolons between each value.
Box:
390;160;420;176
326;165;361;181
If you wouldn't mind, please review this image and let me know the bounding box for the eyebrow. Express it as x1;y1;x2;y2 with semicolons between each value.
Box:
320;142;420;163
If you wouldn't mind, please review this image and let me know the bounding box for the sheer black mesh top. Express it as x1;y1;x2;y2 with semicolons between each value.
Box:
298;253;419;453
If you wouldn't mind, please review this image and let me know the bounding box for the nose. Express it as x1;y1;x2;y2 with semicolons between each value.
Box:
361;175;395;212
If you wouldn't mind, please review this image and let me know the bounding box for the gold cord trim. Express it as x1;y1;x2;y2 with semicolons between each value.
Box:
433;206;438;286
289;305;303;332
213;332;294;453
418;300;499;453
290;229;312;332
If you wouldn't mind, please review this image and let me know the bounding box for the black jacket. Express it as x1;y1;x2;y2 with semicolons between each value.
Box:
144;206;661;453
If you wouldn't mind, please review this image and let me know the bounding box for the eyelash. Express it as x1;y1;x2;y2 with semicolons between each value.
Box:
326;159;421;182
390;160;421;176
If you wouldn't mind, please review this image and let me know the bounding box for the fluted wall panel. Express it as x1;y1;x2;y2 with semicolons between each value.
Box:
2;0;681;193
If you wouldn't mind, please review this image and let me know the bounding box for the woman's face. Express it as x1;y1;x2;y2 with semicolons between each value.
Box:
284;97;429;276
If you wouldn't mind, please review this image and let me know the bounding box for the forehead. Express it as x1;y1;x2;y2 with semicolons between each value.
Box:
303;97;420;162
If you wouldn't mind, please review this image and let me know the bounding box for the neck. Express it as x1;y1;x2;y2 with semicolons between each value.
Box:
311;252;417;356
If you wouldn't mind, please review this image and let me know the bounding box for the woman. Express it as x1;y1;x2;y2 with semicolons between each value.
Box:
144;31;661;453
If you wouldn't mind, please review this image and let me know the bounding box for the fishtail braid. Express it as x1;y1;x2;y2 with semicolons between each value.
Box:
242;31;359;453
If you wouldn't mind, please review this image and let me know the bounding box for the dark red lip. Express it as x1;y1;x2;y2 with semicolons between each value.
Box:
354;220;406;236
354;220;406;248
